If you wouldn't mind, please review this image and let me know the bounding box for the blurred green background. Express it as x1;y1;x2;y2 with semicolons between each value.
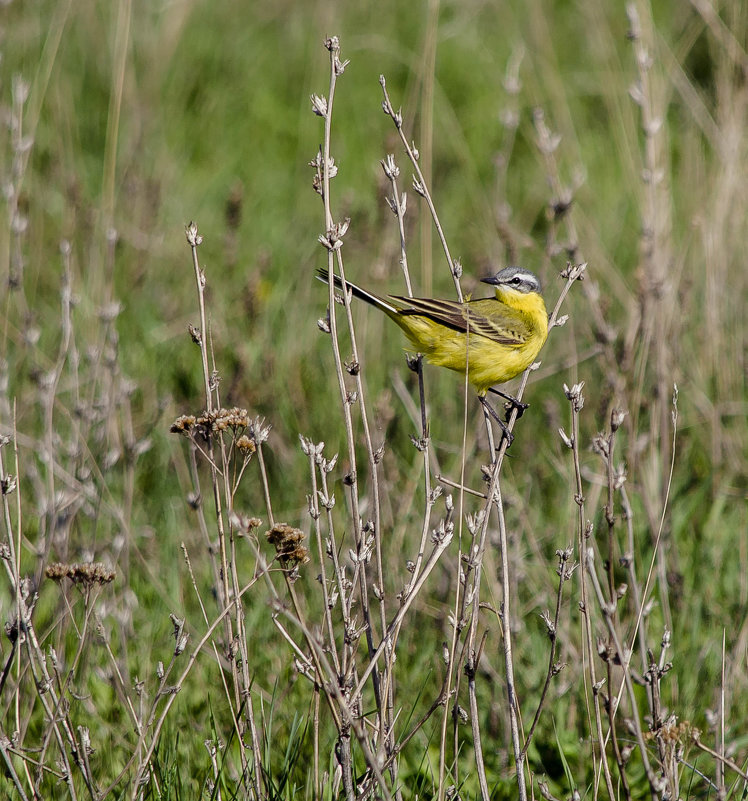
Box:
1;0;746;796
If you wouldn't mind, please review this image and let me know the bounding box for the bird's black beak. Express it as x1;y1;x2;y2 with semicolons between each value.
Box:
480;273;500;286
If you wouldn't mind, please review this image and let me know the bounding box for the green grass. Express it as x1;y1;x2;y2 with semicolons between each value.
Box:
0;0;746;798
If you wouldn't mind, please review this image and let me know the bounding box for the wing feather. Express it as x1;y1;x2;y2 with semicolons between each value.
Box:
390;295;531;345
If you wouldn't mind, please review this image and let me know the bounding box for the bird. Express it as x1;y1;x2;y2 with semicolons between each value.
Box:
317;265;548;443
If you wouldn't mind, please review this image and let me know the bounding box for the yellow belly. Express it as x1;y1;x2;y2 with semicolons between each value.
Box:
396;315;547;395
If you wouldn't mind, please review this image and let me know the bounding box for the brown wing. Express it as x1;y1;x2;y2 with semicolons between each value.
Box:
390;295;531;345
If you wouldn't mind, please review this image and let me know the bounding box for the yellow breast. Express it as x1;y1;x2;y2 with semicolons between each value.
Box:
395;291;548;395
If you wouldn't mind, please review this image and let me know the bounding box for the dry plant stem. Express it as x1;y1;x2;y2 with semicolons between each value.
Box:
97;615;142;735
313;687;321;801
317;37;388;773
466;635;491;801
567;388;617;801
380;76;463;300
381;154;413;296
620;483;649;668
319;38;380;633
103;571;265;801
187;234;231;608
40;592;105;794
380;692;446;774
227;537;266;798
352;530;453;702
270;614;315;671
593;422;649;798
603;430;617;602
520;548;571;758
460;266;584;800
0;437;80;800
332;243;385;656
691;735;748;782
380;157;438;780
0;736;29;801
451;349;490;801
634;387;678;656
186;444;224;612
224;441;263;796
678;757;719;793
186;228;254;790
598;423;635;801
649;635;676;798
460;408;527;797
606;387;678;776
302;442;341;677
188;235;214;411
256;440;275;526
402;355;434;586
284;580;346;733
0;424;22;611
0;441;30;796
280;612;394;801
380;83;477;798
538;778;563;801
317;467;354;661
585;553;661;799
435;475;486;500
22;618;81;799
440;375;490;801
493;477;526;801
381;153;434;591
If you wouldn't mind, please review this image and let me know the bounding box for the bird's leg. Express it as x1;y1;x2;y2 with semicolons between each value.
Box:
487;386;529;420
479;395;514;447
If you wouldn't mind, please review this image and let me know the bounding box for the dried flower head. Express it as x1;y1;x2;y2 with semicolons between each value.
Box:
236;435;256;455
170;415;196;434
170;408;266;443
185;221;202;247
46;562;116;587
266;523;310;570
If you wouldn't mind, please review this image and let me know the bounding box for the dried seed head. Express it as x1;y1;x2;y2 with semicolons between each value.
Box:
236;435;256;455
559;261;587;281
611;407;628;431
185;222;202;247
310;94;328;118
1;474;16;495
592;433;609;457
170;415;196;434
381;154;399;179
46;562;116;587
266;523;310;570
563;381;585;412
188;324;202;344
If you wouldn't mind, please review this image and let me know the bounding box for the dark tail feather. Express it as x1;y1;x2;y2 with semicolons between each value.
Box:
315;269;397;314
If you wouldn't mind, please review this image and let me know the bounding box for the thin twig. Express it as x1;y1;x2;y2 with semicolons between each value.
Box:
380;76;463;300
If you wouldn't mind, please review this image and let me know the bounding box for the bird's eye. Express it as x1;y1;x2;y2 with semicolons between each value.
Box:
511;277;520;284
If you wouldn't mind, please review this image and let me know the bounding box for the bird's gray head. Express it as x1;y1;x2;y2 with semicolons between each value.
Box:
481;266;542;294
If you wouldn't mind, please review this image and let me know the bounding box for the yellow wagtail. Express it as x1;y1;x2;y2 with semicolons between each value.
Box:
318;265;548;443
